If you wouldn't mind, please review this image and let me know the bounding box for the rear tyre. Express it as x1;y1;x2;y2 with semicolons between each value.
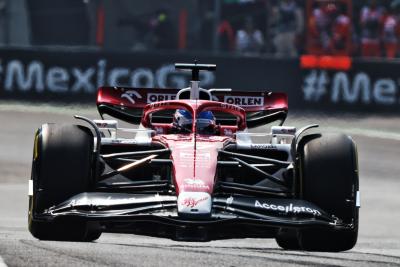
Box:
28;124;101;241
298;133;359;252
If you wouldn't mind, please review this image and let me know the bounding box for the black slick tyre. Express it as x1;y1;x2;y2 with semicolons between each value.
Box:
28;124;101;241
298;133;359;252
275;228;301;250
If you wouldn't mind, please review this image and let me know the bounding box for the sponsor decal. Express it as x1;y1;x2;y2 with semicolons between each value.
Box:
255;200;321;216
223;128;233;136
224;96;264;106
303;70;400;106
220;103;242;111
183;178;210;190
0;59;216;94
180;152;210;161
94;120;118;128
154;126;164;134
147;93;176;103
101;138;138;145
149;102;169;108
68;196;137;206
250;144;277;150
121;90;142;104
181;196;209;208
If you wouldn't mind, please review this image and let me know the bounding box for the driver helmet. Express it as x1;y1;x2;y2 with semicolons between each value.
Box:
196;110;216;134
173;109;193;132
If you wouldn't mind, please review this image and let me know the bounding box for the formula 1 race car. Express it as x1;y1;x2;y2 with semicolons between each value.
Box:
28;63;360;252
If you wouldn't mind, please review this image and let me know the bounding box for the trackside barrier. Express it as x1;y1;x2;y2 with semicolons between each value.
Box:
0;47;399;113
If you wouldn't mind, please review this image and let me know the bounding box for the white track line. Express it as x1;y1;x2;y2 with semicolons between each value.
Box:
0;255;8;267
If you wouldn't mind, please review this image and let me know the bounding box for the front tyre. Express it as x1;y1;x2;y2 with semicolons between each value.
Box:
298;133;359;252
28;124;101;241
275;228;301;250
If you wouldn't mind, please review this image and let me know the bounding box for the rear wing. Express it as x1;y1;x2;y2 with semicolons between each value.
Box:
97;87;288;128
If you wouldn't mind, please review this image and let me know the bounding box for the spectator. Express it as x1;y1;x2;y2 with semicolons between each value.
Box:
272;0;303;57
218;20;235;52
235;17;264;54
360;0;385;57
148;8;175;50
330;3;351;55
382;0;400;58
307;2;338;55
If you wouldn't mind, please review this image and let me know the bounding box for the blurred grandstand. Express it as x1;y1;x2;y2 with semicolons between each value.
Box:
1;0;399;58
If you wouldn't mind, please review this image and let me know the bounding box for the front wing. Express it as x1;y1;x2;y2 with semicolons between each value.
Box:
33;193;353;241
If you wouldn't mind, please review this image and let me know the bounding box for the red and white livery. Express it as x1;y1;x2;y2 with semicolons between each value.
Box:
28;63;360;251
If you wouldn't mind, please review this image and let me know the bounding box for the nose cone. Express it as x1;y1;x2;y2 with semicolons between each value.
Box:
177;192;212;217
161;135;229;217
168;136;224;195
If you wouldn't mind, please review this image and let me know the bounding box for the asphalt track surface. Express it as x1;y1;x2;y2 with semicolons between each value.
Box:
0;102;399;266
